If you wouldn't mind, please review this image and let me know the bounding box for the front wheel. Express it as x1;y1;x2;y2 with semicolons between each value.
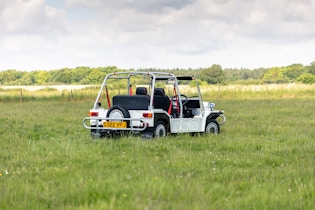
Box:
154;121;167;138
205;119;220;134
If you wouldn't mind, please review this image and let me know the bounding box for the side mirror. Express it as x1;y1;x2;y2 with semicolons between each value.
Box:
97;102;101;107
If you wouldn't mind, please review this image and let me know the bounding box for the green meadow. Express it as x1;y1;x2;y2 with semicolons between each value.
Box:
0;85;314;209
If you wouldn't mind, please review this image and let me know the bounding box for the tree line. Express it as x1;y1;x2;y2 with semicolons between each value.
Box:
1;62;315;86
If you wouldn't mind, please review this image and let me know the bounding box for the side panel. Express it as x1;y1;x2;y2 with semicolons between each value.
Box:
170;118;204;133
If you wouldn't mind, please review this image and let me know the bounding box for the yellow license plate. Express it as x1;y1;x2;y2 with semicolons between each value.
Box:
103;121;127;128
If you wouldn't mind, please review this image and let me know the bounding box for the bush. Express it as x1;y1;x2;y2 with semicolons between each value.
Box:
296;73;315;84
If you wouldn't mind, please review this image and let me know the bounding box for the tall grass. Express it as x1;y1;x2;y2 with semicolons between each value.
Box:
1;83;314;102
0;86;99;102
200;83;315;100
0;96;314;209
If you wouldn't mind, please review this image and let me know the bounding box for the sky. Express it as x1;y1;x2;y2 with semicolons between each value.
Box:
0;0;315;71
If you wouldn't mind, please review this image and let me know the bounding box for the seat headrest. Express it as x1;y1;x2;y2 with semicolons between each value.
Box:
154;88;165;96
136;87;147;95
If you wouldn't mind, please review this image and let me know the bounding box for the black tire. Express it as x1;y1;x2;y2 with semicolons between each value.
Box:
106;105;130;126
205;119;220;134
154;121;167;138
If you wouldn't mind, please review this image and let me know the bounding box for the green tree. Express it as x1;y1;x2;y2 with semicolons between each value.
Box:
262;67;287;83
224;68;267;83
201;64;225;84
296;73;315;84
0;70;23;85
50;68;77;84
307;62;315;75
35;71;49;84
85;69;105;84
16;72;36;85
71;67;91;83
283;64;306;82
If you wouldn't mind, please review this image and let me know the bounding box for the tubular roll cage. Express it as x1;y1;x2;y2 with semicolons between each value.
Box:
92;72;205;119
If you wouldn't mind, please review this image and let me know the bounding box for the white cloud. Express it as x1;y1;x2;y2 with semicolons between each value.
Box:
0;0;314;70
0;0;66;34
65;0;102;8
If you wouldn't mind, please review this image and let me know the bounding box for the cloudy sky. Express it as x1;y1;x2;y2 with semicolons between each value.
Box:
0;0;314;71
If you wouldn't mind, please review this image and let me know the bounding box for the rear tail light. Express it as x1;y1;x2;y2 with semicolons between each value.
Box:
143;113;153;118
89;111;99;117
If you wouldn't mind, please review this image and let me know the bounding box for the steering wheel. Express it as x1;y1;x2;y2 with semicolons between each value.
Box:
170;94;188;106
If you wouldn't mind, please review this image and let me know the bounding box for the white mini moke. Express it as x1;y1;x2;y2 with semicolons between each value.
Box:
83;72;225;138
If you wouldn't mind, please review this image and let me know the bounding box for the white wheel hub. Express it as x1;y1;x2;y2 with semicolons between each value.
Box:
108;109;123;120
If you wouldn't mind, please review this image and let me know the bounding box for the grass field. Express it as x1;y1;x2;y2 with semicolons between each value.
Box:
0;87;314;209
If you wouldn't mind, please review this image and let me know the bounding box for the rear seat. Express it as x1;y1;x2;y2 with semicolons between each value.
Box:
112;87;150;110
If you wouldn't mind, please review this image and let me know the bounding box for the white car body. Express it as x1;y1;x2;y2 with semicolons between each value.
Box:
83;72;225;138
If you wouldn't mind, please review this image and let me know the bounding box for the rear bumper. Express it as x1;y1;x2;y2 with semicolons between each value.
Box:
83;117;148;132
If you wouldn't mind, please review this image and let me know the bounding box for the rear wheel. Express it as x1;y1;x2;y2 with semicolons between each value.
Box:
154;121;167;138
205;119;220;134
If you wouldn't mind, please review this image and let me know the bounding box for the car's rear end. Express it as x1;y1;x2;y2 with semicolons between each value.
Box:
83;106;157;138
